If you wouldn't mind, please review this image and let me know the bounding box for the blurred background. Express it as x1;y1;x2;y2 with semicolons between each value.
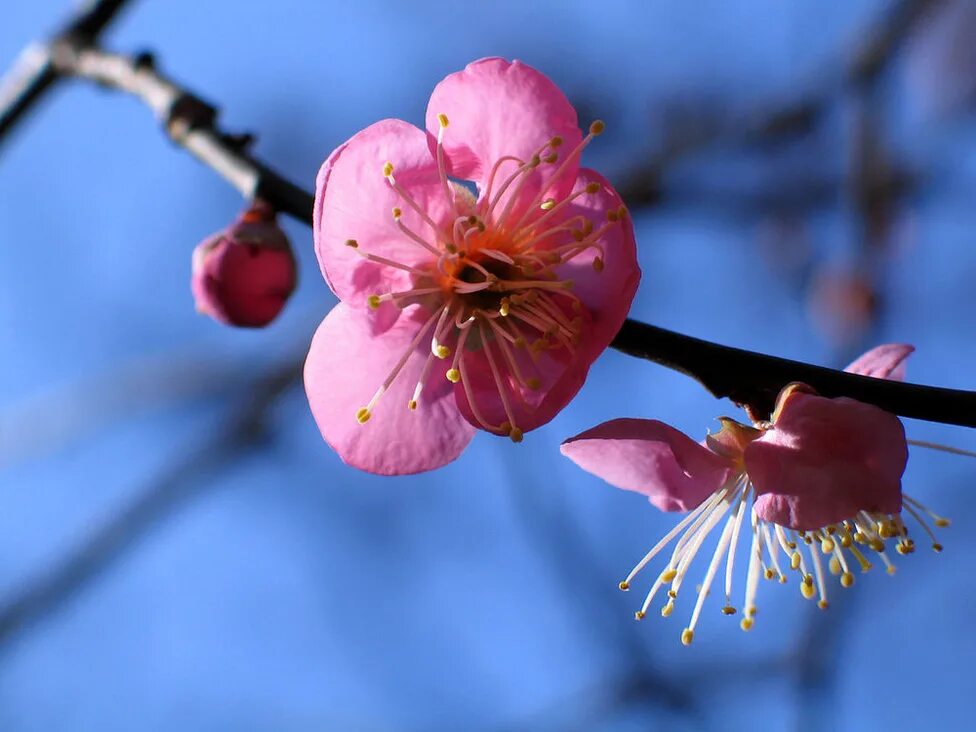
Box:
2;1;975;730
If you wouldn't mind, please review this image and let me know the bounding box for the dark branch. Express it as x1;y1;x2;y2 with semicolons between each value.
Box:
1;2;973;429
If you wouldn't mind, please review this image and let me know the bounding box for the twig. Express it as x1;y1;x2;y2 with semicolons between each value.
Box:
2;4;974;428
0;356;302;647
0;0;133;141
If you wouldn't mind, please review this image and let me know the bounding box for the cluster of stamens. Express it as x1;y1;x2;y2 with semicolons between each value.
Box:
348;116;623;440
618;466;949;647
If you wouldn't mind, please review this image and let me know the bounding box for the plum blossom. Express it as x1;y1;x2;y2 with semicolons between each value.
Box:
561;344;949;645
305;58;640;475
191;201;296;327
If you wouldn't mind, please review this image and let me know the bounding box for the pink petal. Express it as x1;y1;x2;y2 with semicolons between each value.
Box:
425;58;582;214
304;302;475;475
746;392;907;530
452;338;589;435
561;418;733;512
844;343;915;381
313;119;456;334
550;168;641;363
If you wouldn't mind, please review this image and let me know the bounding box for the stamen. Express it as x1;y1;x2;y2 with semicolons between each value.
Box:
435;114;457;214
685;490;744;644
355;308;442;422
479;322;522;442
385;167;443;237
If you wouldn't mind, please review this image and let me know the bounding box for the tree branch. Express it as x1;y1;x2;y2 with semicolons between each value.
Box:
0;0;133;142
2;5;974;428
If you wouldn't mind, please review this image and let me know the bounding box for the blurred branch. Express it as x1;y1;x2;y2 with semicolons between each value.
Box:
0;356;302;647
2;1;975;428
0;0;133;142
615;0;941;206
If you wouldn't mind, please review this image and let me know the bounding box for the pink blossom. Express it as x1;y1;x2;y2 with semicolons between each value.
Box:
191;202;296;327
561;344;948;644
306;58;640;475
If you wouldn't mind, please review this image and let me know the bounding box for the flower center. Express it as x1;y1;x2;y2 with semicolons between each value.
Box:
347;116;622;440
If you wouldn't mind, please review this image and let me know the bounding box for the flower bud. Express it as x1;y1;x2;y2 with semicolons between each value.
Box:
191;201;297;327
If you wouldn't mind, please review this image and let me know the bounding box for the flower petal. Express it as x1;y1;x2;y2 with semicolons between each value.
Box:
844;343;914;381
314;119;455;333
551;168;641;363
746;392;907;530
561;418;733;512
425;58;582;212
304;302;475;475
452;334;588;435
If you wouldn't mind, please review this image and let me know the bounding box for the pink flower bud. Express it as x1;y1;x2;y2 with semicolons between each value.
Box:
191;201;297;327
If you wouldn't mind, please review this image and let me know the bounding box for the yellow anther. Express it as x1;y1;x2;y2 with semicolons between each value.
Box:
800;577;816;600
820;538;835;554
499;298;511;317
618;581;630;591
740;617;754;632
868;538;884;552
344;239;359;248
434;344;450;359
667;589;677;599
680;628;694;646
840;572;855;588
634;610;646;621
886;565;897;575
661;601;674;618
660;568;678;582
853;532;866;544
437;113;449;128
589;119;606;136
746;605;757;617
584;181;600;194
407;399;418;411
382;161;394;177
542;153;558;164
540;199;556;211
790;552;802;570
933;543;944;553
764;568;776;580
592;256;604;273
818;600;829;610
828;557;841;575
446;368;461;383
392;206;402;220
355;408;371;424
840;534;853;548
617;204;628;219
367;294;382;310
509;427;524;443
550;135;563;148
936;518;951;528
526;377;541;390
778;574;787;584
721;605;737;616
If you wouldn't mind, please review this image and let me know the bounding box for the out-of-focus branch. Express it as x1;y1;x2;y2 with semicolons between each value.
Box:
0;356;302;647
615;0;941;206
2;1;974;428
0;0;133;141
